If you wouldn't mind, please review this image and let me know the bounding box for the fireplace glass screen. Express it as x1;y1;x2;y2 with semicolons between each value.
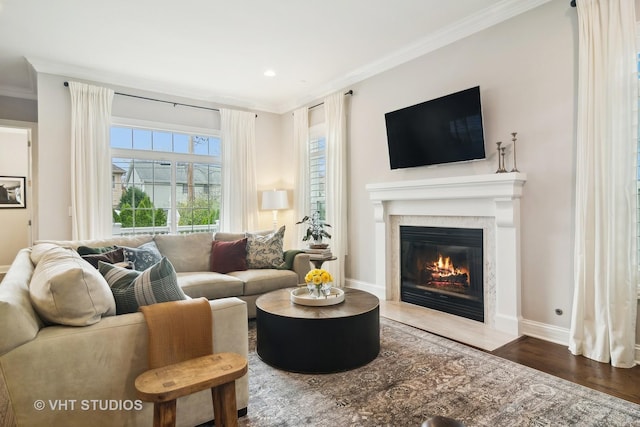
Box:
400;226;483;322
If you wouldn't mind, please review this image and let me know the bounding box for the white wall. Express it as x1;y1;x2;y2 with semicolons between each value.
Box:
280;1;581;336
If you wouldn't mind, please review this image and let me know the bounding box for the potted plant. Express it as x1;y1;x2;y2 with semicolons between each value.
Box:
297;210;331;248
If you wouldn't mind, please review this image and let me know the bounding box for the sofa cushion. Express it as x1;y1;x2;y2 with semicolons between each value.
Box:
29;246;116;326
177;272;245;300
99;257;187;315
80;247;128;269
0;248;42;355
118;241;162;271
245;226;285;269
228;268;298;296
154;232;213;272
213;231;247;242
210;238;247;274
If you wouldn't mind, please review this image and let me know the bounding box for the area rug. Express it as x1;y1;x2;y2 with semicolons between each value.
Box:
239;317;640;427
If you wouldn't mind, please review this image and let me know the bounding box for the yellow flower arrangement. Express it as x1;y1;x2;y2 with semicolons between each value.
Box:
305;268;333;297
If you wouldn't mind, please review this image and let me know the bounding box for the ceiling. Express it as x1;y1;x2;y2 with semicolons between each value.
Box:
0;0;551;113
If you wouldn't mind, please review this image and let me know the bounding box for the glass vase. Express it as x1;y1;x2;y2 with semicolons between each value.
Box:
307;282;332;298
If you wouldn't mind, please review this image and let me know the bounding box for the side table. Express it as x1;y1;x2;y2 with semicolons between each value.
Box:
309;255;337;269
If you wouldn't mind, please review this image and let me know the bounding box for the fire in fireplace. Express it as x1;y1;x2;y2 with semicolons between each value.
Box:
400;226;484;322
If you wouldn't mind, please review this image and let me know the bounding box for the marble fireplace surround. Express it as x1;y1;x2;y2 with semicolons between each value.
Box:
366;173;527;336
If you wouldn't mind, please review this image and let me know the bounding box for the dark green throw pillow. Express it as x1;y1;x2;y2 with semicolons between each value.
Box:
98;257;187;315
81;247;127;269
77;245;117;256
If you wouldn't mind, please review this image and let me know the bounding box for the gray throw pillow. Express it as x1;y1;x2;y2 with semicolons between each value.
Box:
118;241;162;271
98;257;187;315
246;226;285;269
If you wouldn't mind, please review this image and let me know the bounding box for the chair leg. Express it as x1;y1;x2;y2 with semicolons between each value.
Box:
211;381;238;427
153;400;177;427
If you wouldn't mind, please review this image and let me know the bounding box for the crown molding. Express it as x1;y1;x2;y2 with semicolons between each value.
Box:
277;0;553;113
26;56;277;114
0;57;37;100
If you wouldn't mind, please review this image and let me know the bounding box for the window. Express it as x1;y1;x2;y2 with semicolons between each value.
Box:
110;122;221;235
309;125;326;219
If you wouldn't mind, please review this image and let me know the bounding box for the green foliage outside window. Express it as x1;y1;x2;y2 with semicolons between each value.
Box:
177;196;219;225
113;187;167;227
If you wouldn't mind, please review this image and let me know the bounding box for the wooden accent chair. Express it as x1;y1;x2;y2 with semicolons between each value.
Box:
135;298;248;427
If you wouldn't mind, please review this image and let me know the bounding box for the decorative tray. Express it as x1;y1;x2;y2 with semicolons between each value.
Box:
290;287;345;306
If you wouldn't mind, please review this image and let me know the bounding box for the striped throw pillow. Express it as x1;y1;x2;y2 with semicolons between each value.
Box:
98;257;187;315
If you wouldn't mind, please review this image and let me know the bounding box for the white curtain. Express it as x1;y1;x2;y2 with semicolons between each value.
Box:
293;107;310;243
68;81;114;240
569;0;638;368
324;92;348;286
219;108;258;232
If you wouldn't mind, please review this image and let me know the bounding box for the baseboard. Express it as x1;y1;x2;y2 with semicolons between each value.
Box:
519;318;570;346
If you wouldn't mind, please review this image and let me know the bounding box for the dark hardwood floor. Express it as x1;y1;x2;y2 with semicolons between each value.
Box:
491;335;640;405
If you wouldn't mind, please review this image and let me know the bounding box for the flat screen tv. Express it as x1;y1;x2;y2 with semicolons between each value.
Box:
385;86;486;170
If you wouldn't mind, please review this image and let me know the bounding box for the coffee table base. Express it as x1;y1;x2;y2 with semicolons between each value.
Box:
256;306;380;374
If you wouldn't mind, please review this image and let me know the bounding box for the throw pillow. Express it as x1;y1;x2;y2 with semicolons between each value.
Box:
76;245;117;256
80;247;127;269
118;241;162;271
210;238;248;274
29;246;116;326
98;257;187;315
246;226;285;269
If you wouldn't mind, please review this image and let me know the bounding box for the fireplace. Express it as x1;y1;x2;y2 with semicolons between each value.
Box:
400;226;483;322
366;173;526;336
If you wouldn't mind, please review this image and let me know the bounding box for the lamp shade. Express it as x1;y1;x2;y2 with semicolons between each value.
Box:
262;190;289;210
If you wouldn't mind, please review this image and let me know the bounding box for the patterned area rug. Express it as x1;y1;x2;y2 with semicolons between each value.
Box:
239;317;640;427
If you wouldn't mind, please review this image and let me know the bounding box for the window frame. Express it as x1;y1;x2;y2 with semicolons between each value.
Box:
110;117;221;235
308;123;327;220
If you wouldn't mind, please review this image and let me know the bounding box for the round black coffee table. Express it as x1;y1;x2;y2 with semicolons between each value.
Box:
255;287;380;373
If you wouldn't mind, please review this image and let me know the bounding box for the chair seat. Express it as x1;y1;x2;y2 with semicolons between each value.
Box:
135;352;247;403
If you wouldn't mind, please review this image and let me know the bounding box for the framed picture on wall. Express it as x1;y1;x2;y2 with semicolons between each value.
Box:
0;176;26;208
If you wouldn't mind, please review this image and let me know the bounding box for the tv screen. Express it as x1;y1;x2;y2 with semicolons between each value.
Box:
385;86;486;170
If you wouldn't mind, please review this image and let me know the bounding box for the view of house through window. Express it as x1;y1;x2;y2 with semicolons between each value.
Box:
110;125;221;235
309;126;327;220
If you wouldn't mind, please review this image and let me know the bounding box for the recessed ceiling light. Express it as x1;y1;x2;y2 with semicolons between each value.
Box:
264;70;276;77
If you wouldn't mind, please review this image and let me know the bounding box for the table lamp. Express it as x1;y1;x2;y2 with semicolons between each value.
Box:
261;189;289;230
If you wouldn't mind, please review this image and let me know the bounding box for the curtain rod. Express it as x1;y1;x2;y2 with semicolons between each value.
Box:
63;81;259;118
308;90;354;110
63;81;222;112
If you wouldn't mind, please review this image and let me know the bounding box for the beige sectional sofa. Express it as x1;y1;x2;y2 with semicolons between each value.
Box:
36;230;310;318
0;231;310;427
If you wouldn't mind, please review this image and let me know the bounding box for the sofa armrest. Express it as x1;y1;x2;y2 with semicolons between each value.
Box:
0;297;248;427
292;252;311;284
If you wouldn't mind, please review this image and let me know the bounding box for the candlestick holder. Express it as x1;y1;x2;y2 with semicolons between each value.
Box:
495;141;507;173
510;132;519;172
495;142;503;173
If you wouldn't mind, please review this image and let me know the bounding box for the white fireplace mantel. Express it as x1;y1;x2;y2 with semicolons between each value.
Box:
366;172;527;336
